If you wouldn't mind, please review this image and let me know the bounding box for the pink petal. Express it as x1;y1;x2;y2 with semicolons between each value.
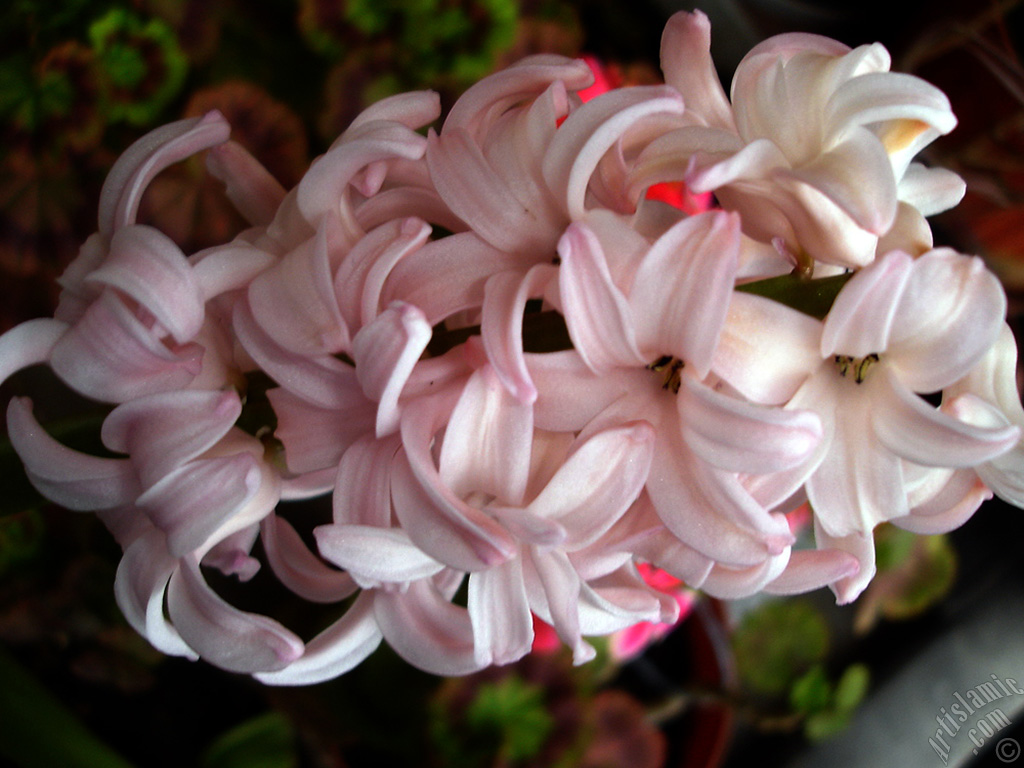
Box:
660;11;735;130
629;211;740;375
206;141;286;226
383;232;525;324
679;375;822;474
0;317;67;385
167;555;304;673
558;223;645;374
316;524;444;586
135;454;261;557
50;291;202;402
395;403;516;571
894;468;990;534
871;369;1019;467
296;122;427;223
525;549;594;664
438;365;534;507
812;521;876;604
114;530;196;658
468;558;534;666
233;299;365;410
821;249;913;358
352;302;432;437
255;592;382;685
527;421;655;549
7;397;139;511
102;389;241;487
427;128;557;254
764;547;861;595
191;242;277;301
335;217;432;331
526;351;643;432
442;55;592;138
699;552;791;599
260;514;357;603
888;250;1007;393
267;387;375;475
99;111;230;237
544;85;685;220
481;264;557;404
712;292;821;405
247;217;350;357
782;127;898;235
374;578;481;675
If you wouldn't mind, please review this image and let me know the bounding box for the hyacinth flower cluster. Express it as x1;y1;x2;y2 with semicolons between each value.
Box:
2;11;1022;684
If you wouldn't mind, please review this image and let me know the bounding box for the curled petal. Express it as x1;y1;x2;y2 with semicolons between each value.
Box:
353;302;432;437
102;389;242;487
99;111;230;237
8;397;139;511
114;531;196;658
394;417;516;571
468;559;534;666
86;225;204;343
234;299;364;410
481;264;557;404
438;365;534;507
898;163;965;217
558;223;645;374
50;291;202;402
894;468;990;534
247;216;350;357
813;520;876;604
206;141;287;226
544;85;685;220
383;232;525;325
527;420;655;549
712;292;821;405
0;318;68;387
872;372;1019;468
335;217;432;331
660;10;735;130
256;592;381;686
316;524;444;587
297;122;427;223
629;211;740;375
764;547;861;595
136;454;261;557
191;243;277;301
167;555;304;674
679;375;822;474
261;514;357;603
374;578;481;676
822;248;913;358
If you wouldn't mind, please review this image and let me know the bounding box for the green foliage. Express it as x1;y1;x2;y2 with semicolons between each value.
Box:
791;663;871;741
0;644;137;768
0;509;45;575
88;8;188;125
736;272;853;319
732;599;830;696
201;712;299;768
431;676;556;768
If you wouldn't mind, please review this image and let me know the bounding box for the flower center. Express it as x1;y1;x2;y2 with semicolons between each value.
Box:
834;354;879;384
647;355;684;394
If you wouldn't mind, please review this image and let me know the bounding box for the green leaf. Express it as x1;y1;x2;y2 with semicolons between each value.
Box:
804;709;854;741
0;644;137;768
789;665;832;714
465;677;554;762
736;272;852;319
732;599;830;697
201;712;298;768
832;663;870;714
873;524;917;571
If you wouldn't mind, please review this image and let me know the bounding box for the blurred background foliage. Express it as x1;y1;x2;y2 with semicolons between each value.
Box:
1;1;1023;767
